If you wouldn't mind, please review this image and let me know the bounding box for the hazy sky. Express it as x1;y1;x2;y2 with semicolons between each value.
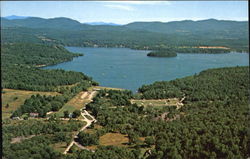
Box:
1;1;248;24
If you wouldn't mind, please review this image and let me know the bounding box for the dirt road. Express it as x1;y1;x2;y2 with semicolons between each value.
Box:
63;91;97;155
63;110;96;154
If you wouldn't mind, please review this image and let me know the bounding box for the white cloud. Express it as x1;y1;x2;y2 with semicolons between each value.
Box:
103;1;171;5
104;4;135;11
102;1;171;11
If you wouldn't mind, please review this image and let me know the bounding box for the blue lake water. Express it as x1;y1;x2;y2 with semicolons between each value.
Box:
44;47;249;92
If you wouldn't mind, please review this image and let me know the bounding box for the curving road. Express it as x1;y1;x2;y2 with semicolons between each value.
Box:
63;91;97;155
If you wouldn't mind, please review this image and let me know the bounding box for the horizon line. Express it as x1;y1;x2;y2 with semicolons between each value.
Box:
2;15;248;25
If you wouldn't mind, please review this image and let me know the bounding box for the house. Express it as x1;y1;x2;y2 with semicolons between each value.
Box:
12;117;21;120
69;113;73;118
29;113;39;118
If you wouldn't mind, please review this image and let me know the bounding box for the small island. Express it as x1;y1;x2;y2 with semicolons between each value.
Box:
147;50;177;57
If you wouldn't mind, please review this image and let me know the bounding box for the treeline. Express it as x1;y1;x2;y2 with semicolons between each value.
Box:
146;47;231;55
175;47;231;54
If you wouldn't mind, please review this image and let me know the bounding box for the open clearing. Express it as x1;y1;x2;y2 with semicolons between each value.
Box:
55;105;77;117
86;133;129;150
100;133;129;146
54;91;96;117
84;124;103;134
2;89;59;119
131;98;180;107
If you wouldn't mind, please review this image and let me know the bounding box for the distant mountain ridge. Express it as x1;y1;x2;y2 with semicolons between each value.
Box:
84;22;121;26
4;15;29;20
1;17;88;30
2;16;247;39
1;16;248;52
125;18;248;35
2;16;247;29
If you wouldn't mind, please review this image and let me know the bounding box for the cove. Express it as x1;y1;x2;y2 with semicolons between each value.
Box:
44;47;249;92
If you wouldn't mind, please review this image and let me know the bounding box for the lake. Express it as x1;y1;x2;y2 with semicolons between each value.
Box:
44;47;249;92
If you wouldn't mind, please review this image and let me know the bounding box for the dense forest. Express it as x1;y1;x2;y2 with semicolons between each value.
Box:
1;43;97;91
65;66;248;159
1;43;82;66
2;65;95;91
3;119;84;159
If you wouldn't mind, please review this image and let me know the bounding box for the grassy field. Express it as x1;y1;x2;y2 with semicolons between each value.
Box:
100;133;129;146
131;98;179;107
84;124;103;134
66;91;91;110
54;91;91;117
2;89;59;119
55;105;77;117
86;133;129;150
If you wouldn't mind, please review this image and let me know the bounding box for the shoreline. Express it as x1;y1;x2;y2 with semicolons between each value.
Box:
65;45;249;53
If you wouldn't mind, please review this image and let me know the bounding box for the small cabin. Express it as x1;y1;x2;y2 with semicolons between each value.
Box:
12;117;21;120
69;113;73;118
29;113;39;118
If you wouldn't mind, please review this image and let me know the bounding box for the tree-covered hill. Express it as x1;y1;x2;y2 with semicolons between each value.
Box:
1;17;248;52
1;43;82;66
125;19;248;37
1;17;87;30
1;43;96;91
